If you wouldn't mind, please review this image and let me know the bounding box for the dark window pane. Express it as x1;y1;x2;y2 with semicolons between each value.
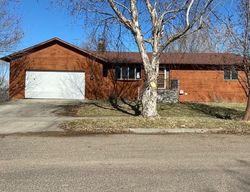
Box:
129;66;135;79
122;66;128;79
159;67;165;75
232;69;238;79
224;70;231;80
171;80;179;89
115;66;121;79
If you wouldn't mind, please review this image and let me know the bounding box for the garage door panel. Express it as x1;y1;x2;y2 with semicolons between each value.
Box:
25;71;85;99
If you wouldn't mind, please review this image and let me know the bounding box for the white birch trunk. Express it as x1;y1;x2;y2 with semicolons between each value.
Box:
141;73;158;117
141;58;159;118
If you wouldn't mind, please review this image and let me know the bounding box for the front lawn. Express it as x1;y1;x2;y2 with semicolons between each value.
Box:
60;100;250;134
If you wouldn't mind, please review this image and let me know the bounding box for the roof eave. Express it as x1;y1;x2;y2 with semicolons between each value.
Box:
0;37;108;63
0;56;10;62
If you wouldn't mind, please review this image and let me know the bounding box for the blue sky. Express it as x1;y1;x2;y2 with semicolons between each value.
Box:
2;0;238;56
1;0;89;79
11;0;88;54
0;0;238;81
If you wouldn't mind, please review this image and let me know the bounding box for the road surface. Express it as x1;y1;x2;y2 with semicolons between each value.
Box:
0;134;250;192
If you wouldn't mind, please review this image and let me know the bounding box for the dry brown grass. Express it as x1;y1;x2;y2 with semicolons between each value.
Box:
60;101;250;134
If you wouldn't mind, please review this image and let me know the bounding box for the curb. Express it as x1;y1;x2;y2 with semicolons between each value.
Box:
128;128;223;134
0;128;226;137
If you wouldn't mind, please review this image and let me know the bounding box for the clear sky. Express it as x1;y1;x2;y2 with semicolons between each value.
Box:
3;0;238;56
1;0;89;79
12;0;88;54
0;0;238;81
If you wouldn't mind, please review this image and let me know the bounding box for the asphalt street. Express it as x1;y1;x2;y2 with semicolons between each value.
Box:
0;134;250;192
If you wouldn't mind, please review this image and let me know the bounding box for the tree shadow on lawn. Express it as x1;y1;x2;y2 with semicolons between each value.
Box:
54;99;141;117
184;102;244;120
93;100;243;120
55;99;244;120
92;97;141;116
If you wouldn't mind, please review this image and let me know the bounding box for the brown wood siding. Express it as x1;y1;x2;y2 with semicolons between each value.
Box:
170;69;247;102
9;43;144;100
9;44;103;100
8;42;248;103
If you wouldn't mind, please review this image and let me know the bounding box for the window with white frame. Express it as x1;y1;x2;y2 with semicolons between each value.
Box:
224;66;238;80
115;65;141;80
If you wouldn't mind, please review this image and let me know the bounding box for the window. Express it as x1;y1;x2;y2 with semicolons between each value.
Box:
224;67;238;80
115;66;121;79
122;66;128;79
157;67;165;89
115;65;141;80
157;66;170;89
171;80;179;89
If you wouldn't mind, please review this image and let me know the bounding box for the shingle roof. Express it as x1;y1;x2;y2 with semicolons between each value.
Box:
99;52;243;65
0;37;243;65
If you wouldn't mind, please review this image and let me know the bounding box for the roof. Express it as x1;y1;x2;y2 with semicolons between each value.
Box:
0;37;243;65
0;37;107;63
99;52;243;65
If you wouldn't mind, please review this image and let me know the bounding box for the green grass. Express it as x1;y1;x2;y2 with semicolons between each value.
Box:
60;101;250;134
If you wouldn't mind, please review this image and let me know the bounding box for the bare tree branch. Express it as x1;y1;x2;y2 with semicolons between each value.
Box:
0;0;22;53
59;0;215;118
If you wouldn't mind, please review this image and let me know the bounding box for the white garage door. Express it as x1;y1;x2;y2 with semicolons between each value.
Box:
25;71;85;99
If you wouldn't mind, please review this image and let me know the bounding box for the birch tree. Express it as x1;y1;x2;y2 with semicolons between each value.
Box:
61;0;215;118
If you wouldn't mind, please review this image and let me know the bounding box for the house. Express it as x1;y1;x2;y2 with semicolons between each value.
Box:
0;37;247;103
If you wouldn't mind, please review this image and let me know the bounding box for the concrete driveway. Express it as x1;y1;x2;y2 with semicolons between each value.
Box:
0;99;82;134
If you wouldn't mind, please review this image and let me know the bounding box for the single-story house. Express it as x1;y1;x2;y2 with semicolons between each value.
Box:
0;37;247;103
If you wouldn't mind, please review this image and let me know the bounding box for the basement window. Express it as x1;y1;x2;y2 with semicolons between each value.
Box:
115;65;141;80
224;67;238;80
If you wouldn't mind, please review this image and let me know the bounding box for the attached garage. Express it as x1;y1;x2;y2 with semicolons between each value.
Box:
25;71;85;99
0;38;107;100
